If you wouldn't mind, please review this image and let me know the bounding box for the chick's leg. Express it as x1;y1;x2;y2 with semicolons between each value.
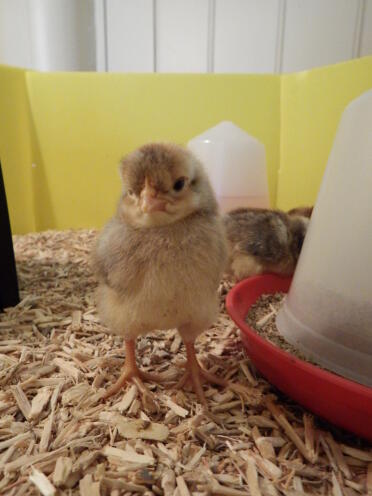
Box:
178;340;259;407
103;340;163;400
103;340;137;398
179;341;230;406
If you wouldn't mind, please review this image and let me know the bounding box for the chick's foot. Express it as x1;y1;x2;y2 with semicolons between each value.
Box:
103;340;163;410
177;341;260;406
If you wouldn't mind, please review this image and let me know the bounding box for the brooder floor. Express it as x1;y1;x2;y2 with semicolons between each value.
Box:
0;230;371;495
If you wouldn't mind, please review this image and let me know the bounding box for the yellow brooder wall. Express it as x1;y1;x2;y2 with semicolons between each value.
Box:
0;65;35;233
25;72;280;231
1;56;372;233
277;56;372;210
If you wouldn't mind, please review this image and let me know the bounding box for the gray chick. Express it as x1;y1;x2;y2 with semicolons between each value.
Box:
223;207;309;282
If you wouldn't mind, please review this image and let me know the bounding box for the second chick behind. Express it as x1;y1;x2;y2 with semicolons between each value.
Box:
224;207;310;282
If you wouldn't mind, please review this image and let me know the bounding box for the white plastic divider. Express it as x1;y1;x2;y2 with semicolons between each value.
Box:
276;89;372;387
188;121;269;212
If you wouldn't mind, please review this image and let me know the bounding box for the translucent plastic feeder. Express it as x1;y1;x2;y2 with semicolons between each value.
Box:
276;89;372;387
187;121;269;212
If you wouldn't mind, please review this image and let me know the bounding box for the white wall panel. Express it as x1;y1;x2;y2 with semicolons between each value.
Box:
1;0;370;73
156;0;209;72
29;0;96;71
214;0;280;73
0;0;32;68
282;0;359;73
106;0;154;72
94;0;107;71
360;0;372;57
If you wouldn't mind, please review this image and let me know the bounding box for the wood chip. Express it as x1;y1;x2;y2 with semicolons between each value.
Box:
70;310;82;331
52;457;73;487
171;334;182;353
246;457;262;496
331;471;343;496
247;415;277;429
53;357;81;381
165;397;189;418
29;467;56;496
184;445;206;470
251;453;282;480
293;476;303;492
39;412;54;453
11;384;31;420
0;432;30;451
303;414;316;462
102;446;155;466
29;387;52;420
115;384;138;412
176;475;191;496
344;479;365;493
266;399;316;463
79;474;100;496
326;434;351;479
367;463;372;496
252;426;275;461
61;383;91;405
259;479;279;496
320;434;338;472
101;477;147;493
205;478;250;496
161;469;176;496
74;450;100;471
239;362;257;386
100;412;169;441
212;400;241;413
341;445;372;462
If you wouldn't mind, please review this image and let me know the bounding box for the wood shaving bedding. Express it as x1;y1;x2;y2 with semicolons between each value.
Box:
0;229;369;495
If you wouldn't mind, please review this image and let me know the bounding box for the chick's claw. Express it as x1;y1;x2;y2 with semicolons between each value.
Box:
131;377;159;413
178;341;261;407
103;340;161;412
104;369;159;413
176;367;225;406
103;368;160;399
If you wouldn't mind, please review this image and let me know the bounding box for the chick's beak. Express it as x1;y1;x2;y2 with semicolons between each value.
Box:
140;180;167;213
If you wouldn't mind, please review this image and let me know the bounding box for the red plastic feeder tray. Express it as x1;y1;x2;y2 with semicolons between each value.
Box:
226;274;372;442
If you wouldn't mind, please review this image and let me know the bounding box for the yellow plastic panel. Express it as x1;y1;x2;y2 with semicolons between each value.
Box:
277;56;372;210
0;65;35;233
26;72;280;230
3;57;372;233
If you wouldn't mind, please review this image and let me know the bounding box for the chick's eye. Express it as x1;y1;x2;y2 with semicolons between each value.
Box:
173;178;185;192
127;189;134;196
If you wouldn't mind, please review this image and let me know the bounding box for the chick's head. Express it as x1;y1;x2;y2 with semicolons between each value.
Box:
118;143;217;227
288;215;309;261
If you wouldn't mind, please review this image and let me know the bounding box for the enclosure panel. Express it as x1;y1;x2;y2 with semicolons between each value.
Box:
5;56;372;232
277;57;372;211
0;66;35;233
28;0;96;71
282;0;359;73
0;0;32;68
106;0;154;72
25;72;280;230
214;0;280;73
156;0;209;72
361;0;372;57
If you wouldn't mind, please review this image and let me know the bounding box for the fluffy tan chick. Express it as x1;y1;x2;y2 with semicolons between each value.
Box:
92;143;232;405
224;207;309;282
